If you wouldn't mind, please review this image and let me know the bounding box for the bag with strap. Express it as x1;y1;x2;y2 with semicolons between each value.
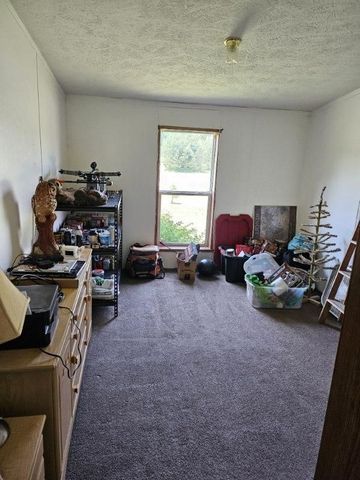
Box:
126;244;165;279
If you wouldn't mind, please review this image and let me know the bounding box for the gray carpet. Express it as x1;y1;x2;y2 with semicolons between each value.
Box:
66;272;339;480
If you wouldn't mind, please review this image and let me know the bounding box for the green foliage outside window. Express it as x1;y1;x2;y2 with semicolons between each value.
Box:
160;213;203;243
161;131;213;173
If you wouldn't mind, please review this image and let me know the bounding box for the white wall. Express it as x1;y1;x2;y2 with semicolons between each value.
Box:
66;95;309;266
299;89;360;261
2;0;357;273
0;0;66;269
0;1;357;274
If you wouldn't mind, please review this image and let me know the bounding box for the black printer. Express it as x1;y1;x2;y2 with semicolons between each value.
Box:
0;284;59;350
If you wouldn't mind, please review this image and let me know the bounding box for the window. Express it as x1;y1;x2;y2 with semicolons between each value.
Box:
156;126;220;247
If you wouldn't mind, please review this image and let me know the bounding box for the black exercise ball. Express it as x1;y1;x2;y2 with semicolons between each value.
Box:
197;258;217;277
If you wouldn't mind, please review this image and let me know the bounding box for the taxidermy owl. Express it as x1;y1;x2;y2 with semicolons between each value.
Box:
31;179;60;257
31;180;57;222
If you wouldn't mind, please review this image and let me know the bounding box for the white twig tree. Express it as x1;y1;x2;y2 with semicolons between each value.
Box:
297;186;340;304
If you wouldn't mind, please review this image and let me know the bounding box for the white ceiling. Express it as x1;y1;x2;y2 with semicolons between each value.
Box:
10;0;360;111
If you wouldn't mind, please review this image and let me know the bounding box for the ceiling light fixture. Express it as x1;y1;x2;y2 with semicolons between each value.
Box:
224;36;241;64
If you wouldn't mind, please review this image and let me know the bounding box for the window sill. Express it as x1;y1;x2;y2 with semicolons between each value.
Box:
159;246;214;253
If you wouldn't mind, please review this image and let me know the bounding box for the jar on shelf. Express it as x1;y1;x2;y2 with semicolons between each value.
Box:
103;257;111;271
98;230;110;246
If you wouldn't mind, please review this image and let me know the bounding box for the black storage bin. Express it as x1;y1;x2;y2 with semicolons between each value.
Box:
224;255;250;283
218;245;235;274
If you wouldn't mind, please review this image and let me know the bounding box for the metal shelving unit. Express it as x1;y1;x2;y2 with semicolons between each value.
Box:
56;190;123;316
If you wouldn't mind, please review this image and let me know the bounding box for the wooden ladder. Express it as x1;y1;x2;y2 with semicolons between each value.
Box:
319;221;359;326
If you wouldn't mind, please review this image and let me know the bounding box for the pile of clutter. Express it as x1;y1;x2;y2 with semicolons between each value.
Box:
225;237;290;264
56;212;116;249
243;252;308;309
224;234;313;262
91;275;115;300
218;233;316;309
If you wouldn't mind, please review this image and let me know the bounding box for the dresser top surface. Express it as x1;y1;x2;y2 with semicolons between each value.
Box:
0;250;91;372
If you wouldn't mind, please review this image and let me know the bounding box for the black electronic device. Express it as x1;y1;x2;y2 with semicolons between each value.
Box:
0;284;59;350
35;258;55;269
10;260;85;279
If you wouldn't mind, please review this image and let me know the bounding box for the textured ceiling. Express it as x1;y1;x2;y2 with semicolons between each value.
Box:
10;0;360;111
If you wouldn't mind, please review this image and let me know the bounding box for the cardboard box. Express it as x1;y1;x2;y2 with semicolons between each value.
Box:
176;253;197;282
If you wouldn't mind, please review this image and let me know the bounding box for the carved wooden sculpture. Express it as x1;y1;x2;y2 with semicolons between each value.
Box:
31;180;60;257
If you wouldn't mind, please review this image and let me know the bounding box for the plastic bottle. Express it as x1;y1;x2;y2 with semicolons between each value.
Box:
75;227;83;246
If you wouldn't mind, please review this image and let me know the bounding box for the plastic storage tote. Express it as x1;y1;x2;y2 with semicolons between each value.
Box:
218;246;236;274
214;214;253;267
245;274;307;309
91;276;115;299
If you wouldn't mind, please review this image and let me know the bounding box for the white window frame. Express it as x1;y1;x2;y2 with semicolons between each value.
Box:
155;126;220;248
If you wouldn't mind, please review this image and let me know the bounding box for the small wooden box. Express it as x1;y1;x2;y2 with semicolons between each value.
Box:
176;253;197;282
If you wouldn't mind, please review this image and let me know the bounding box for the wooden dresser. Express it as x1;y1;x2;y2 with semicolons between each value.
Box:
0;416;46;480
0;249;92;480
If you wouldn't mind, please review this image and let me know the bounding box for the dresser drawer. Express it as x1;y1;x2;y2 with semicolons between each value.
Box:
70;294;91;353
73;281;87;318
0;416;46;480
